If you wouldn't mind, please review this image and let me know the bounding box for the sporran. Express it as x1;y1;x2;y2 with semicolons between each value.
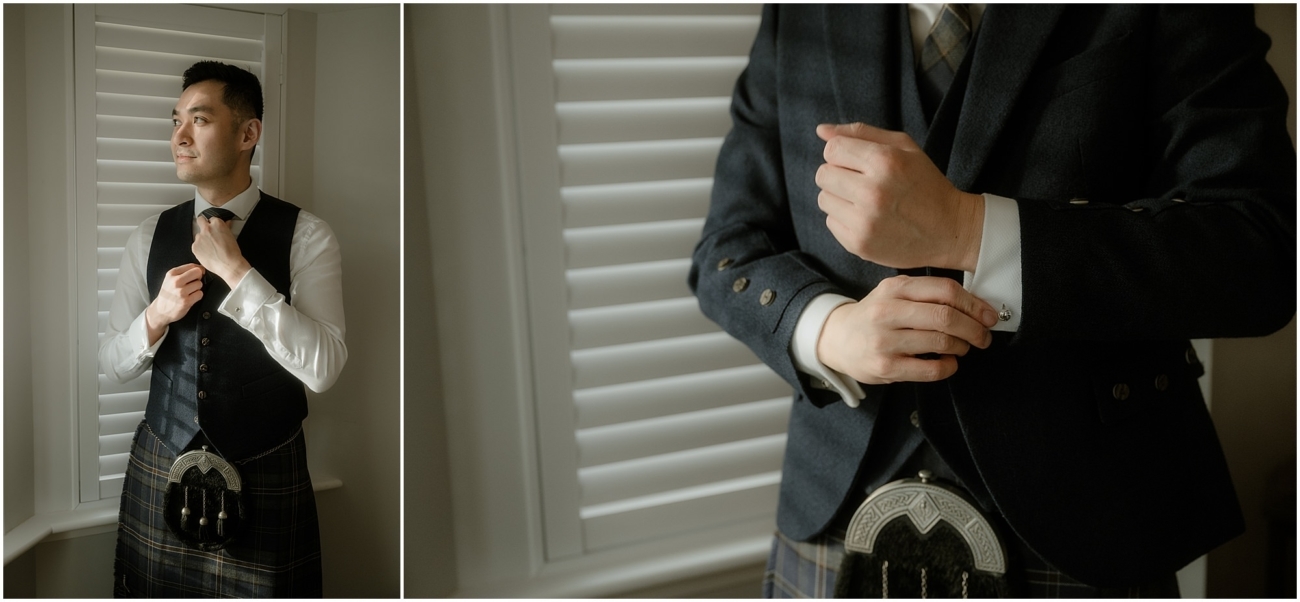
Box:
834;471;1011;598
162;446;246;551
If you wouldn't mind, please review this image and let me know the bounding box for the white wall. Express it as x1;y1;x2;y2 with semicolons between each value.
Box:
305;4;402;598
2;5;401;597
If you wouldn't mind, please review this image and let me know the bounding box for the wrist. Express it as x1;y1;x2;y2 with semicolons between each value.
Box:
222;260;252;286
949;191;984;273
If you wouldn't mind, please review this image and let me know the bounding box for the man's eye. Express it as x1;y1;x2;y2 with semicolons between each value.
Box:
172;119;180;127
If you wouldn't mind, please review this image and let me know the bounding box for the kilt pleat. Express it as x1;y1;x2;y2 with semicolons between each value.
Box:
114;421;323;598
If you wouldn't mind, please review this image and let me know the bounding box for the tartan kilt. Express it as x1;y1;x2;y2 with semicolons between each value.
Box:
761;529;1181;599
114;421;323;598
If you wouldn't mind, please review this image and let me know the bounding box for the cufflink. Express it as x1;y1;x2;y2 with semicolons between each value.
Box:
998;304;1012;322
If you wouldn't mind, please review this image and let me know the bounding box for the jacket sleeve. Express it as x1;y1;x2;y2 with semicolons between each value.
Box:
689;5;850;407
1012;5;1295;344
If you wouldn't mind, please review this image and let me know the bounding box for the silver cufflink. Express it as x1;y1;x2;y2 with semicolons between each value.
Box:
998;304;1012;322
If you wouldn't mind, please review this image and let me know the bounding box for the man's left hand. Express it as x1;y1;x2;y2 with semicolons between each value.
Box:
815;123;984;272
192;215;251;286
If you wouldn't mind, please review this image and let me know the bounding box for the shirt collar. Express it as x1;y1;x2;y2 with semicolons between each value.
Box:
193;180;260;220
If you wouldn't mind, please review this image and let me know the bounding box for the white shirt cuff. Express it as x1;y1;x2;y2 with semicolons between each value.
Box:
963;193;1022;332
130;308;166;359
791;293;868;408
219;267;277;327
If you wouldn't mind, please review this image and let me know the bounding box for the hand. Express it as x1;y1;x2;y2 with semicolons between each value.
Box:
192;215;251;286
145;263;205;345
814;123;984;272
817;275;999;384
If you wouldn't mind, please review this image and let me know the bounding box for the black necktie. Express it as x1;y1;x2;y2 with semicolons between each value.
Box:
200;207;237;222
918;4;972;121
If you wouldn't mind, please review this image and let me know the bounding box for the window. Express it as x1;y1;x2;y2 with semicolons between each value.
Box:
72;4;281;502
509;2;781;566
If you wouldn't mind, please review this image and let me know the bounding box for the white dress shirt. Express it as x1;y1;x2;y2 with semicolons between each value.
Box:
98;181;347;393
792;4;1023;407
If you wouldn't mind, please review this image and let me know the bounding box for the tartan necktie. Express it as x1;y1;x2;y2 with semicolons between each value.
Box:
200;207;237;222
917;4;973;121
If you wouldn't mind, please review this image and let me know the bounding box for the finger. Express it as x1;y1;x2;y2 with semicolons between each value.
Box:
177;265;205;284
180;279;204;296
822;135;886;173
824;214;862;259
879;354;958;383
818;122;920;151
815;162;873;203
888;276;999;327
816;188;856;218
888;329;972;357
882;297;991;349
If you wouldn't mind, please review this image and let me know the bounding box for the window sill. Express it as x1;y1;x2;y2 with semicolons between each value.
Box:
3;474;342;564
454;516;773;598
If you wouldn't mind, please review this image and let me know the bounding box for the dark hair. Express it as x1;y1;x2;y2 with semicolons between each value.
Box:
181;60;263;123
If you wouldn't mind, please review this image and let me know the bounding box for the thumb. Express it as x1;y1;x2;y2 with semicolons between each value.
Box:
817;122;919;150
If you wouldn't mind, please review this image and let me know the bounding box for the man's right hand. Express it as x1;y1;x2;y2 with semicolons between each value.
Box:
144;263;205;346
817;275;999;385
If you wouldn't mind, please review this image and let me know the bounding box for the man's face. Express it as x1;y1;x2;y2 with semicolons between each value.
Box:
170;80;251;186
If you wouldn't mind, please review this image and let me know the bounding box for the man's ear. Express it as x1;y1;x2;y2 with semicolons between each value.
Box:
240;118;263;153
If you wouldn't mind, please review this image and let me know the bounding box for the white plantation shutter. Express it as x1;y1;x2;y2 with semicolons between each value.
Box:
510;4;787;559
74;5;281;502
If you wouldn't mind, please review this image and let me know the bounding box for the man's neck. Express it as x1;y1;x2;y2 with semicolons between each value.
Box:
198;173;254;207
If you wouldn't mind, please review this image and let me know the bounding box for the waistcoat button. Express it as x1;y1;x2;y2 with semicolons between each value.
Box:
199;364;209;372
198;390;207;400
201;337;210;346
202;311;211;319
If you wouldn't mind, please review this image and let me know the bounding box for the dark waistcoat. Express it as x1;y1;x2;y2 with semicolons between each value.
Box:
144;193;308;461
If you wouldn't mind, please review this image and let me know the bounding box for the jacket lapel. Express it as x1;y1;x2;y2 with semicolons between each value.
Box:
947;5;1064;190
823;4;905;133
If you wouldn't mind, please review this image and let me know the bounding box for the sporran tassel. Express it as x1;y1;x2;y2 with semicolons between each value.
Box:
180;486;191;529
217;492;228;537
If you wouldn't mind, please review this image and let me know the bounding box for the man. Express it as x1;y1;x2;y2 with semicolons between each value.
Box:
100;61;346;597
690;5;1294;597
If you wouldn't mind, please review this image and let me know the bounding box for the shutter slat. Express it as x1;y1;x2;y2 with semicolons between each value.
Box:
560;138;723;187
99;452;131;477
552;15;761;60
575;363;789;430
96;92;176;120
98;372;151;398
565;218;703;269
97;69;182;98
97;138;172;163
571;331;759;390
96;46;261;80
99;204;168;228
101;477;125;500
581;474;779;551
100;411;145;438
99;431;136;456
557;97;733;144
569;296;717;350
98;182;194;206
98;269;118;291
96;22;262;61
99;391;149;416
567;258;692;310
97;115;172;141
554;57;747;102
579;434;785;506
97;160;182;184
563;177;710;229
577;397;790;467
98;225;140;249
99;248;124;269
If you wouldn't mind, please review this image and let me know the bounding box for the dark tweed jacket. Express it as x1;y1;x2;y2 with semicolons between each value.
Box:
689;4;1295;588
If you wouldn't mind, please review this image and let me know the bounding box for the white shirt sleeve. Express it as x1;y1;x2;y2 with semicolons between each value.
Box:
99;205;348;393
963;193;1022;332
99;216;167;383
790;293;867;407
218;210;348;393
791;193;1024;408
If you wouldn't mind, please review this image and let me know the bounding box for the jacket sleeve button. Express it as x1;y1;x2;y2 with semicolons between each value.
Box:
732;277;749;293
1112;383;1130;401
717;257;734;270
759;289;776;306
